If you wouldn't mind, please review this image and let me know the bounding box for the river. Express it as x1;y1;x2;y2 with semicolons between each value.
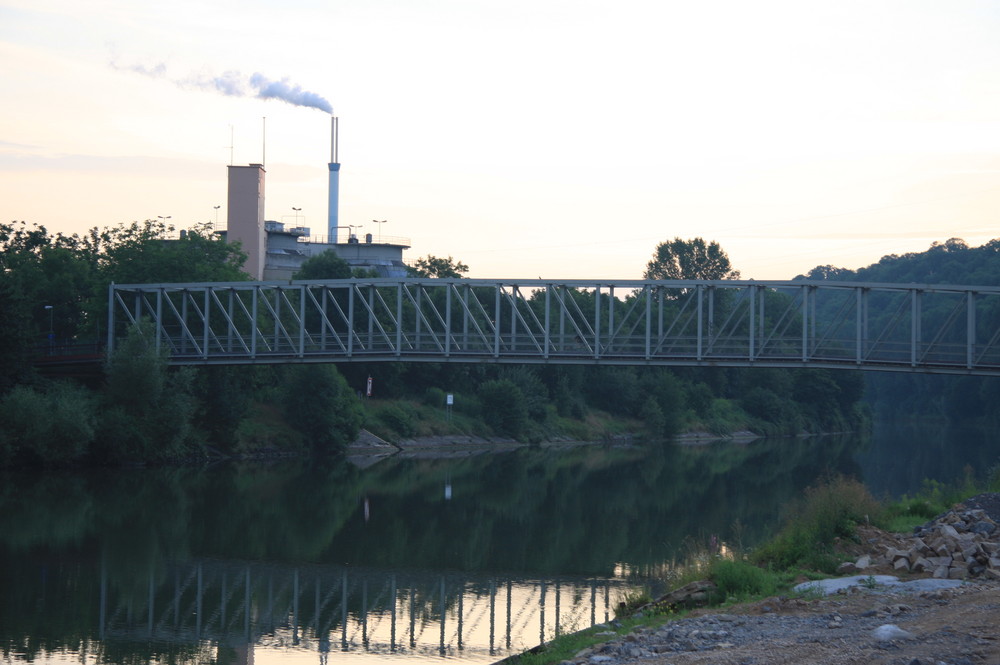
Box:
1;422;998;665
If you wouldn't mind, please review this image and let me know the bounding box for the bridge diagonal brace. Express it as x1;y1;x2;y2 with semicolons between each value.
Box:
358;283;408;352
551;287;595;356
608;286;649;352
160;289;205;358
502;286;544;355
918;295;967;365
706;286;752;358
207;289;253;356
303;286;349;353
653;289;699;356
448;283;493;353
400;284;446;353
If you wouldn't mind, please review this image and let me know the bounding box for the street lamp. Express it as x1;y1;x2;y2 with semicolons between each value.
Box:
372;219;387;243
292;207;301;226
213;206;220;229
158;215;171;226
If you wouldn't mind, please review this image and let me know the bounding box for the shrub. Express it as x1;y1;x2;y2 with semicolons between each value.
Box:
754;475;881;572
423;387;446;407
281;364;363;454
710;559;779;601
377;404;417;437
0;382;95;463
478;379;528;438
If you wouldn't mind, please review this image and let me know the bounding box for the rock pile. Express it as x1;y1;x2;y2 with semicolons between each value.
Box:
839;497;1000;581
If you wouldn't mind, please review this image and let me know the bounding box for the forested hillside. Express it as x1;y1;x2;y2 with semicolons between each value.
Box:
800;238;1000;422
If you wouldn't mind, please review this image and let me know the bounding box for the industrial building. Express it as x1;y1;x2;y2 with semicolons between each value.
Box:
222;117;410;280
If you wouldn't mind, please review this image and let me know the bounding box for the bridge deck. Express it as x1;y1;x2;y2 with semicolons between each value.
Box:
107;278;1000;376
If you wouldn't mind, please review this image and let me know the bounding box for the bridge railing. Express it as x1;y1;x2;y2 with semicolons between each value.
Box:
107;278;1000;375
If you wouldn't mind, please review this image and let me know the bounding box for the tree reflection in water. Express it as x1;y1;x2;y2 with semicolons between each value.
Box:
1;435;870;664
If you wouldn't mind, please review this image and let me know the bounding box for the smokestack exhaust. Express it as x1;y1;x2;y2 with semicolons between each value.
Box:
328;115;341;242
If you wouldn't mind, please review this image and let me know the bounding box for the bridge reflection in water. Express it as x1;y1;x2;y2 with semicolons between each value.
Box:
98;561;628;663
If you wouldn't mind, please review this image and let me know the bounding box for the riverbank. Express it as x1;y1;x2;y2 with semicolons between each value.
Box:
555;579;1000;665
511;491;1000;665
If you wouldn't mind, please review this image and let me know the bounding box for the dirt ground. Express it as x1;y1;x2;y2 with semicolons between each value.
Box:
588;498;1000;665
656;581;1000;665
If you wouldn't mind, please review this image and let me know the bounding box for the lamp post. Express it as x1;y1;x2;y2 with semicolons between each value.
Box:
213;206;220;229
158;215;171;226
372;219;387;243
292;207;301;226
44;305;53;352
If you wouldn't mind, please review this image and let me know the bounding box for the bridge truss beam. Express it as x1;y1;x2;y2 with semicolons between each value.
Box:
108;278;1000;375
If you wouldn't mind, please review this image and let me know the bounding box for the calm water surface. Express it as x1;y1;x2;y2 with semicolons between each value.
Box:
2;423;998;665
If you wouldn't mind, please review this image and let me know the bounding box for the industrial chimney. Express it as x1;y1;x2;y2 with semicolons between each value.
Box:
328;115;340;242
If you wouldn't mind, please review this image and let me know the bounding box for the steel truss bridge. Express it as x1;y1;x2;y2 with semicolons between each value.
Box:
107;278;1000;376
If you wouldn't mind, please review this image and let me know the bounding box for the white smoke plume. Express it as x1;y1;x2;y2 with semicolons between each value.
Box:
113;60;333;114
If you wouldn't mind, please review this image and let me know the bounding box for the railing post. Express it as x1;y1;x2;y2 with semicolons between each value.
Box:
911;288;921;367
369;285;375;349
510;286;518;352
396;283;403;357
800;285;808;363
494;284;501;358
251;287;258;359
348;284;355;356
707;285;715;355
228;289;235;353
645;285;651;361
968;290;976;370
594;285;601;359
274;287;281;350
321;287;328;351
180;290;189;355
559;286;566;351
298;285;306;357
445;283;452;357
204;288;211;360
544;284;551;359
696;284;703;360
749;284;755;361
462;283;470;351
607;285;615;354
155;289;163;350
758;283;766;354
415;286;423;351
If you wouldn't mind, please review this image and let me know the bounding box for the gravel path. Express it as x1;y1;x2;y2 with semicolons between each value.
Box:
566;582;999;665
560;493;1000;665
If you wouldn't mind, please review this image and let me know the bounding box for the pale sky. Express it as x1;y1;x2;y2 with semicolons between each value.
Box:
2;0;999;280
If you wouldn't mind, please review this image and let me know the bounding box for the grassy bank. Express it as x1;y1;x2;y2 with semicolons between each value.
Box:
508;469;1000;665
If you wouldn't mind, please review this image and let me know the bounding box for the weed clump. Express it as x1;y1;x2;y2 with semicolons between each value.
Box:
709;559;780;602
753;475;881;573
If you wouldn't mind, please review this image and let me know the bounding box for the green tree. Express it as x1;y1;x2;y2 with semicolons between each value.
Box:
408;255;470;278
0;270;34;393
293;250;352;280
0;381;95;464
644;237;740;281
478;379;529;438
281;364;363;454
95;323;198;462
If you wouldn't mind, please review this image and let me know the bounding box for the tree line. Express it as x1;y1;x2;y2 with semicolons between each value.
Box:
0;222;868;466
798;237;1000;423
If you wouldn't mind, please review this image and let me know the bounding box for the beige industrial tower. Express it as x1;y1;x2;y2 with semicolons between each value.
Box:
227;164;266;280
